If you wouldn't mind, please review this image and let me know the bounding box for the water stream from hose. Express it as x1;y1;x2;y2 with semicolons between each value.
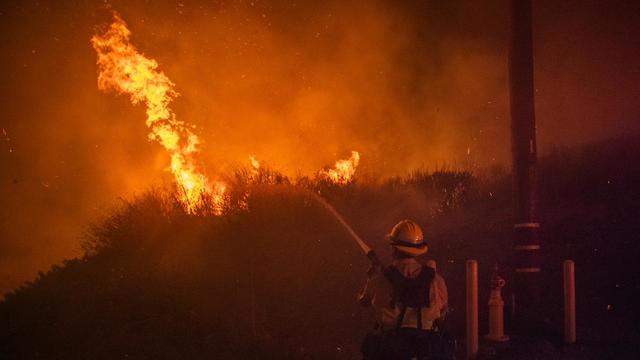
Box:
308;191;371;255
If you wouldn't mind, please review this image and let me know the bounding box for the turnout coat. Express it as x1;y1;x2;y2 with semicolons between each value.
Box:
359;258;448;330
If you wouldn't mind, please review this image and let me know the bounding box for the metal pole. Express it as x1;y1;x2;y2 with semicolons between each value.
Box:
509;0;541;328
250;269;257;337
563;260;576;343
466;260;478;359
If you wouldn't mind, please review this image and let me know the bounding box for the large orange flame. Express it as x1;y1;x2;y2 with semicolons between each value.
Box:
320;151;360;185
91;14;225;214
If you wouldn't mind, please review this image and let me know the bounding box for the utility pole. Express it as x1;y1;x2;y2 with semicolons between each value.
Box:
509;0;541;332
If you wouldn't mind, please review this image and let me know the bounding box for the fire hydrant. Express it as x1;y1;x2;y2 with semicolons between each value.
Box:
486;265;509;342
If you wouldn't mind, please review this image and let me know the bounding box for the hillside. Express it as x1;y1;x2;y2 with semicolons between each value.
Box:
2;136;639;359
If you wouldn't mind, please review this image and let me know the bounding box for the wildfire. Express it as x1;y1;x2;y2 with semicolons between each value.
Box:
320;151;360;185
91;13;224;214
91;13;363;213
249;156;260;172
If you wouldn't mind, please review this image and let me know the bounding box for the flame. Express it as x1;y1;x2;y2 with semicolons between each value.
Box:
91;13;224;214
320;151;360;185
249;156;260;172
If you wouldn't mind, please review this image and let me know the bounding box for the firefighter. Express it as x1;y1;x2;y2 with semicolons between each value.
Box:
358;220;452;360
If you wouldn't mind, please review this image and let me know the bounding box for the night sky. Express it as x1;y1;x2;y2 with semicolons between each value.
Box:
1;0;639;293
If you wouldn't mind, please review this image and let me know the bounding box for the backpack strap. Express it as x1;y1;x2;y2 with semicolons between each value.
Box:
396;304;407;330
417;264;431;330
383;266;400;308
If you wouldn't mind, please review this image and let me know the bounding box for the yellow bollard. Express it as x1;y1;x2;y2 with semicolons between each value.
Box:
486;265;509;342
466;260;478;359
563;260;576;344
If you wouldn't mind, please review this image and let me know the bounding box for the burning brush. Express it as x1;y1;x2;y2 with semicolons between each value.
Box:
91;13;361;217
319;151;360;185
91;13;225;214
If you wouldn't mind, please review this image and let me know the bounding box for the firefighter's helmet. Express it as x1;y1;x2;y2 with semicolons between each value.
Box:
386;220;428;256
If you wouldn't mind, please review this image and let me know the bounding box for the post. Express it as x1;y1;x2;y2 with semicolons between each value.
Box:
563;260;576;344
250;270;256;337
466;260;478;359
510;0;541;329
486;265;509;342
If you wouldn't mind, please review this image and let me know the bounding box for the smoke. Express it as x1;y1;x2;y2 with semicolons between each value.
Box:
140;0;511;175
1;0;639;293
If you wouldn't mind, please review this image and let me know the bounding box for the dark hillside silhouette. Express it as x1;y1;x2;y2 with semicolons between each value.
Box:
2;136;640;359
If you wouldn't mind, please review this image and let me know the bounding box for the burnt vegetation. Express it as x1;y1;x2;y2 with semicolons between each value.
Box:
1;137;640;359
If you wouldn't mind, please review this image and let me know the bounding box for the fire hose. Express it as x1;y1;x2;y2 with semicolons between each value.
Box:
308;192;383;268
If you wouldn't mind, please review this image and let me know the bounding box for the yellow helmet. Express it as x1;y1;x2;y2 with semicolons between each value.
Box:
386;220;428;256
